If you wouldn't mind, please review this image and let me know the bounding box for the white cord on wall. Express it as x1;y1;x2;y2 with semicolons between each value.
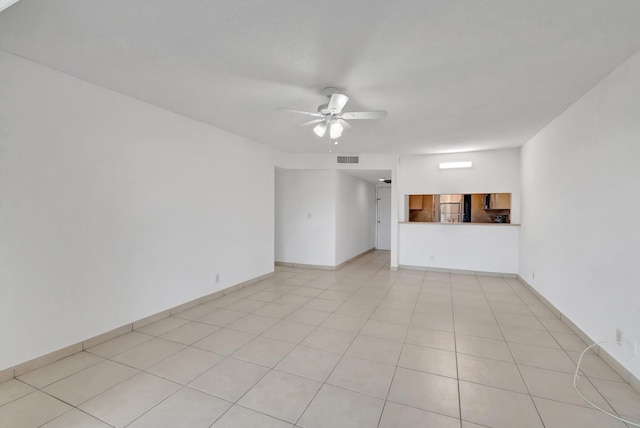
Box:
573;341;640;427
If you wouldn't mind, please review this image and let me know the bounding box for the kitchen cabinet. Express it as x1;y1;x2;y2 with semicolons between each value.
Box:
489;193;511;210
409;195;423;210
482;193;511;210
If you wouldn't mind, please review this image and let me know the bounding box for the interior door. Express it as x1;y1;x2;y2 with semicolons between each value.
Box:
376;187;391;250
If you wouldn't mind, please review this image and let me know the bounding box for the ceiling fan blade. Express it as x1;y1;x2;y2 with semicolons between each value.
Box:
278;107;324;117
296;118;325;127
327;93;349;114
337;119;352;128
340;111;387;120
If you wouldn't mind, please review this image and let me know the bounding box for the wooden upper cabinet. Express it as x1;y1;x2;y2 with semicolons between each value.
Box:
492;193;511;209
409;195;424;210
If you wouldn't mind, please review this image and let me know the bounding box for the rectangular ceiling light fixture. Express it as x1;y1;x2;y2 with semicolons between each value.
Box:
439;161;472;169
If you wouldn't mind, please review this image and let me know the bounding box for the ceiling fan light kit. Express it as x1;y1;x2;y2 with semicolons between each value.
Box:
281;87;387;141
313;122;327;137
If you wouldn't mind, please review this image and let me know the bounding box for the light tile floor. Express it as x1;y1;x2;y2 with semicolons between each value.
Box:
2;250;640;427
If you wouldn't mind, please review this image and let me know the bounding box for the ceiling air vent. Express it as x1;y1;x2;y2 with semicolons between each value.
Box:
337;156;359;164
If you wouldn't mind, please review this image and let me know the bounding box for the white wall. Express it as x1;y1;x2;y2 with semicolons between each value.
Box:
399;148;521;223
335;172;376;265
399;224;520;274
520;49;640;379
397;149;521;273
274;169;336;266
0;51;275;370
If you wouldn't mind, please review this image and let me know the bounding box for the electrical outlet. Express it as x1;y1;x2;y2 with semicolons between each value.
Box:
531;271;535;280
616;328;623;343
633;340;638;357
215;273;220;284
430;255;435;261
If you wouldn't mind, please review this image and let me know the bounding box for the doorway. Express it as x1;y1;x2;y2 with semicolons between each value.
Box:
376;187;391;250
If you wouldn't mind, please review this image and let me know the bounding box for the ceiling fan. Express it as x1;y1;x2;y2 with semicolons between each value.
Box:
280;87;387;139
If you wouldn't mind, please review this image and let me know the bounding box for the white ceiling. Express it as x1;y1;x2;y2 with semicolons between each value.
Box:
2;0;640;155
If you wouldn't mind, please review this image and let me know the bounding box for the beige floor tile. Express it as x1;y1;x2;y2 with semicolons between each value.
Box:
232;336;296;367
290;286;324;298
457;353;527;393
134;317;189;336
378;297;415;311
388;368;459;418
316;290;354;303
227;286;261;299
405;325;455;351
301;327;355;354
248;290;283;302
147;346;224;384
461;422;489;428
398;343;457;378
489;301;533;316
206;295;241;308
549;331;589;352
254;302;298;318
494;313;546;331
455;320;503;340
238;370;321;423
371;308;412;325
188;357;268;401
527;304;559;319
40;408;112;427
456;334;513;362
453;307;495;324
111;338;185;370
320;313;367;333
590;377;640;420
459;381;543;428
0;379;35;406
261;320;315;343
196;308;247;326
173;304;217;320
17;352;104;389
417;293;452;305
302;298;343;312
567;351;626;382
192;327;256;355
538;317;573;333
210;405;294;428
500;324;560;348
127;387;231;428
0;391;71;428
298;384;384;428
508;342;576;373
275;345;342;382
227;314;280;334
86;331;152;358
273;294;313;307
326;355;395;398
346;335;402;366
519;365;613;410
224;298;268;313
79;372;180;428
533;397;628;428
159;321;220;345
284;308;330;326
43;360;139;406
333;302;377;318
360;319;407;342
378;401;461;428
